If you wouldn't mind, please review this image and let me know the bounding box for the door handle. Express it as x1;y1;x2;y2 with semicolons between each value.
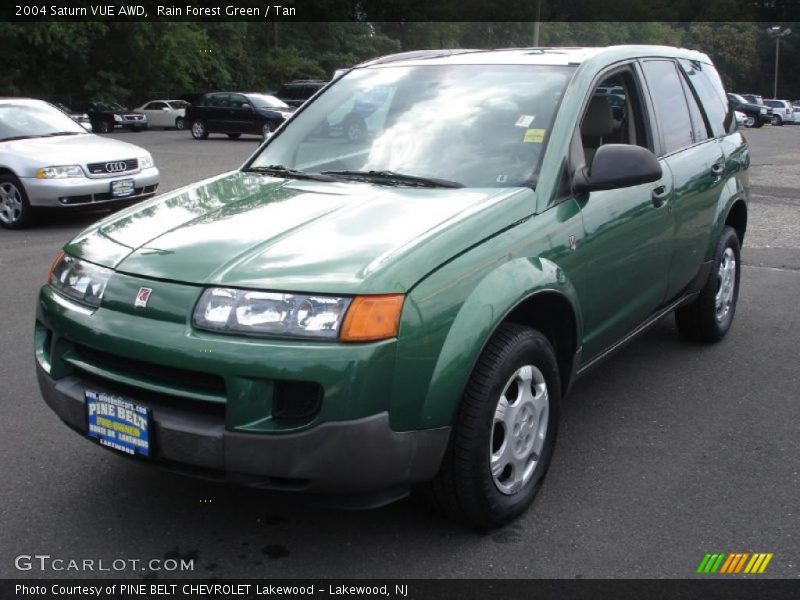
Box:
651;185;669;208
711;162;724;177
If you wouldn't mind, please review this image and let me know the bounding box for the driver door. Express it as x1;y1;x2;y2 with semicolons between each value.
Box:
568;64;675;360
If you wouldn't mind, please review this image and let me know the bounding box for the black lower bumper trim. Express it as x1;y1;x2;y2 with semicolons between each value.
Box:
36;367;450;494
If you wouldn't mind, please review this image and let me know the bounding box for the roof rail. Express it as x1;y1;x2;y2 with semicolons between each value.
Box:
356;48;481;68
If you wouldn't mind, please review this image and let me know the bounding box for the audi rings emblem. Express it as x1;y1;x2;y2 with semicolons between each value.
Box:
105;161;127;173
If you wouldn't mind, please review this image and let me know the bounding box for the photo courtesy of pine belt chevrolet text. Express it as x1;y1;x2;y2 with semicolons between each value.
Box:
35;45;748;529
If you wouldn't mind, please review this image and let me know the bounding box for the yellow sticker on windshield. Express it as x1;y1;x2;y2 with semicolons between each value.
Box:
523;129;546;143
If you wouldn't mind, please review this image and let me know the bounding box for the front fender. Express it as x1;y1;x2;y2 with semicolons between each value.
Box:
389;254;582;431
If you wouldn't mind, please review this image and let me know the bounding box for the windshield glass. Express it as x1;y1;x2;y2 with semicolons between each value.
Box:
250;64;574;188
248;94;290;109
0;102;88;140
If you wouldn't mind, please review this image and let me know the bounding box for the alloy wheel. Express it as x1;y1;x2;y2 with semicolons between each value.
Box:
0;182;24;225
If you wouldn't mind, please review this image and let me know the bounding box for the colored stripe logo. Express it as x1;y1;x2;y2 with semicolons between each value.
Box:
697;552;773;574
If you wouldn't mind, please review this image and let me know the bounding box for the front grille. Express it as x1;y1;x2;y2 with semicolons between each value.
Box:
58;184;157;205
74;344;226;397
73;368;226;419
87;158;138;175
123;114;144;121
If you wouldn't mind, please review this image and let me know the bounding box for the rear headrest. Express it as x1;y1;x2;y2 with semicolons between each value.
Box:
581;96;615;137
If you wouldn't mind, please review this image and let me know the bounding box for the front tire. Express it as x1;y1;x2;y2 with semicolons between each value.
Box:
772;115;783;126
191;119;208;139
675;226;741;343
744;116;755;128
428;323;560;529
0;174;34;229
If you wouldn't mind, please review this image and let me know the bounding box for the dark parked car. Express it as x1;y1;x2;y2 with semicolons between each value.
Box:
185;92;294;139
727;93;770;128
277;80;327;107
74;101;148;133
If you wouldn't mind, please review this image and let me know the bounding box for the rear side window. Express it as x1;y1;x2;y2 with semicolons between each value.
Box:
678;75;710;143
679;59;734;136
641;60;693;155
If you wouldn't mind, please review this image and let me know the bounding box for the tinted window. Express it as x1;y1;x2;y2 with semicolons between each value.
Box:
678;75;710;143
148;101;167;110
229;94;248;108
680;60;734;136
207;94;230;108
641;60;693;155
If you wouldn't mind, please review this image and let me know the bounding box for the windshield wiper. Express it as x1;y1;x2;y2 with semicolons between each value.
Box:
0;135;43;142
243;165;337;182
321;170;463;188
42;131;84;137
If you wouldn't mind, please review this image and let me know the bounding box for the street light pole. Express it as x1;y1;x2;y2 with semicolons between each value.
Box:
766;26;792;98
533;0;542;47
774;36;779;99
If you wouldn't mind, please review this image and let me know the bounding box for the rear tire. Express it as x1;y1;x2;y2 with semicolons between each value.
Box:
675;226;741;343
0;173;35;229
427;323;560;529
191;120;208;139
772;115;783;126
175;117;185;130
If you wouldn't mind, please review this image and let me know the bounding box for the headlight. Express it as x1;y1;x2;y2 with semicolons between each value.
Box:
113;114;123;121
279;111;293;120
36;165;84;179
48;253;112;308
138;154;154;169
193;288;404;342
193;288;352;339
760;107;767;114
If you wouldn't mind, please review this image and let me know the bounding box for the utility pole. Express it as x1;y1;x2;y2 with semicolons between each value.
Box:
533;0;542;47
766;26;791;98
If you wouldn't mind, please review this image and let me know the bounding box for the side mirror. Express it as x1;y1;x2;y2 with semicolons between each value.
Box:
161;107;170;111
242;104;253;111
572;144;662;193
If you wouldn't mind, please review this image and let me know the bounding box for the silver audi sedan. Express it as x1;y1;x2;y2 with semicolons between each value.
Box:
0;98;160;229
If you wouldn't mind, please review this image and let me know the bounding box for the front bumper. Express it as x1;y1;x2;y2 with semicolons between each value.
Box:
37;367;448;493
23;167;160;208
34;283;450;494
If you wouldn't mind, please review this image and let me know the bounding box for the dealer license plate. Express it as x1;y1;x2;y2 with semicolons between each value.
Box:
85;390;151;457
110;178;135;198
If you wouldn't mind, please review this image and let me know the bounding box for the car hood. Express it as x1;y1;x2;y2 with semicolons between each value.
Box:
66;171;535;294
6;134;147;167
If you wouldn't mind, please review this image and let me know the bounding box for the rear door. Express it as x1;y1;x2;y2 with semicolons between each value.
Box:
640;59;726;300
143;101;168;127
205;94;230;132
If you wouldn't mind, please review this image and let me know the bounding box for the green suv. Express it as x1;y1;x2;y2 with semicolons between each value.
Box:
35;46;748;528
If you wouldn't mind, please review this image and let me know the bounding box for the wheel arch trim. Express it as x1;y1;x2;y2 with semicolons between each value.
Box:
394;256;583;431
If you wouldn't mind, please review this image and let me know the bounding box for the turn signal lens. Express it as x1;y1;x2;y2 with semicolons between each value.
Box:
340;294;404;342
46;250;65;284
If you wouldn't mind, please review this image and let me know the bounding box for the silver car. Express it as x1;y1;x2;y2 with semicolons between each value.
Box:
0;99;160;229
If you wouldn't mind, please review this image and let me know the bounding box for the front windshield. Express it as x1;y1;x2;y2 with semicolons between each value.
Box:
248;94;290;109
250;63;574;188
0;102;88;141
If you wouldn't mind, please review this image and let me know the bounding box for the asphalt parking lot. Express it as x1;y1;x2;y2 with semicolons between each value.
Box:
0;127;798;579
